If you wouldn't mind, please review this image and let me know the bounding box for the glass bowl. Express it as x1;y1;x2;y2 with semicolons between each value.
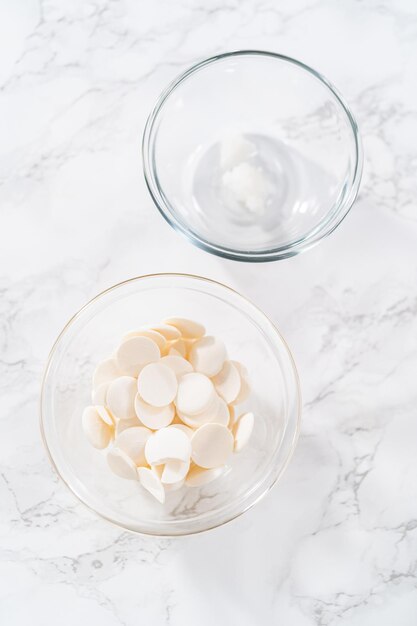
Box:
40;274;301;536
143;51;363;262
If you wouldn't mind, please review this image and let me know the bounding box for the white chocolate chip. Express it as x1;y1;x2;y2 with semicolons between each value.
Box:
114;426;151;465
160;355;193;379
138;467;165;503
92;358;121;388
233;412;254;452
82;406;114;449
134;394;175;429
137;362;178;407
189;335;226;377
186;464;226;487
116;336;160;377
191;423;234;469
145;427;191;465
164;317;205;339
176;372;216;416
212;360;241;404
107;447;138;480
106;376;137;420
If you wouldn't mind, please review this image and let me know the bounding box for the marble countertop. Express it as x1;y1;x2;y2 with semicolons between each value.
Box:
1;1;417;624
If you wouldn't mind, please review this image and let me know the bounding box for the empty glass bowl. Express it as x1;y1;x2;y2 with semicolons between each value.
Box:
40;274;301;536
143;51;363;262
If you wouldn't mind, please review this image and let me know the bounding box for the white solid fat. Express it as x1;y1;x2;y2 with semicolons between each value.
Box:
220;135;256;170
222;161;273;216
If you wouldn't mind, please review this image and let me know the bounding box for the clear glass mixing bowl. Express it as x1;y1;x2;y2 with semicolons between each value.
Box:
40;274;301;535
143;51;363;262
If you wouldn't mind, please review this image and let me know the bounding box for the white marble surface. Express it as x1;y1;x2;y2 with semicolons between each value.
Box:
1;0;417;624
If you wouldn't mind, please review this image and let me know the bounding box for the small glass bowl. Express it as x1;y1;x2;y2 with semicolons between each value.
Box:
40;274;301;536
143;51;363;262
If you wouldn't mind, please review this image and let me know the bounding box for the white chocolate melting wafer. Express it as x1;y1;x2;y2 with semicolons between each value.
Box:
92;381;109;405
150;324;181;341
107;447;138;480
93;358;121;388
122;329;167;352
233;412;254;452
228;404;236;427
116;336;160;376
185;464;226;487
170;423;194;438
134;394;175;429
176;373;215;416
212;360;241;404
160;355;193;379
176;393;218;428
189;335;226;377
164;478;185;492
82;406;114;449
177;395;229;428
164;317;205;339
138;467;165;503
106;376;137;420
214;398;230;427
145;427;191;465
168;347;182;357
114;426;151;465
168;339;187;357
151;466;185;492
137;362;178;407
161;459;190;484
115;416;140;436
230;361;251;404
95;405;114;426
191;423;234;469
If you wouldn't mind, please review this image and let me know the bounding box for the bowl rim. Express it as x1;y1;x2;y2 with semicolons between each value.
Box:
142;49;363;263
40;272;302;537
